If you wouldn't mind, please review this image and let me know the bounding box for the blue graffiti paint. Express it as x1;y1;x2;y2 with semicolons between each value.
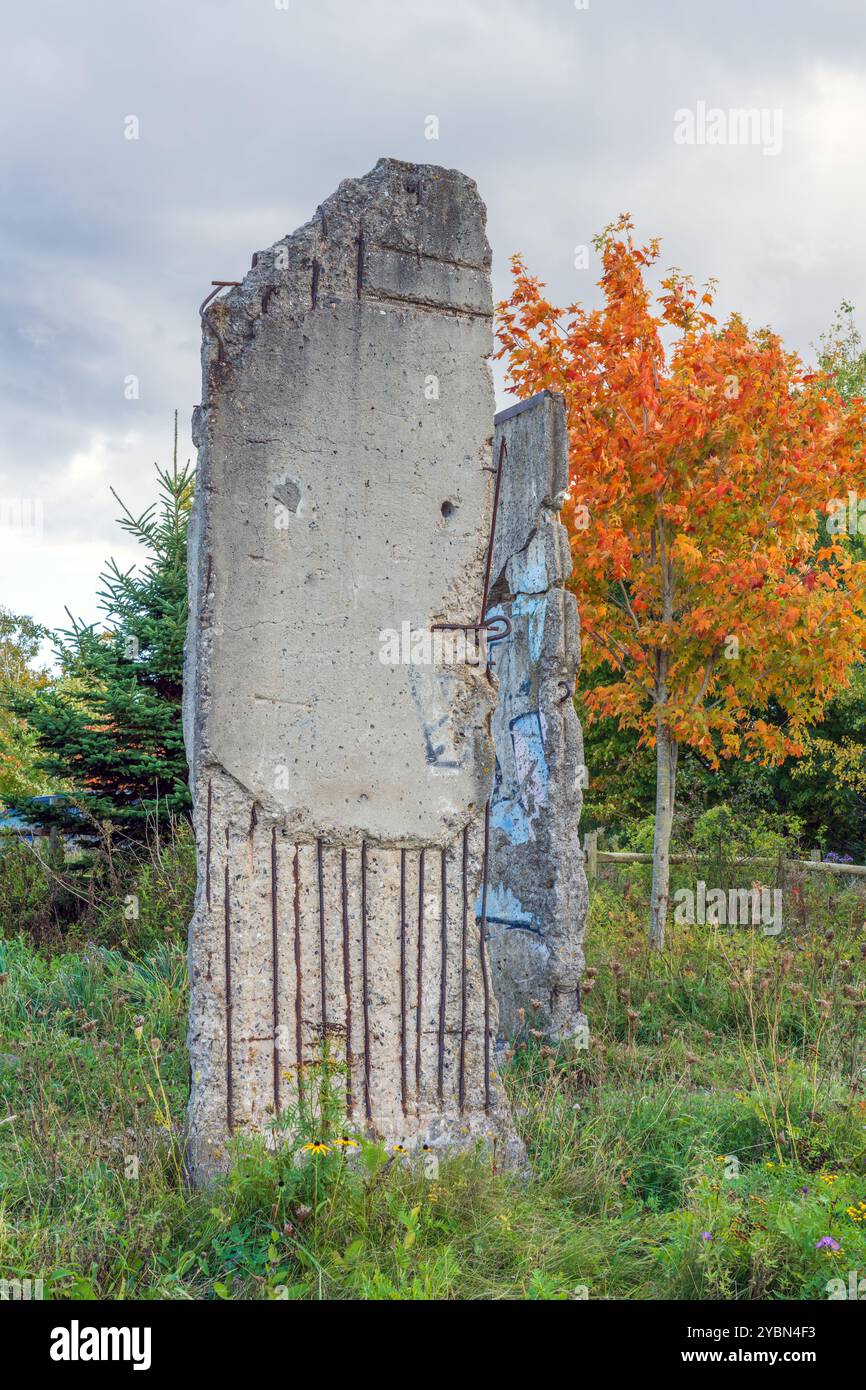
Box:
512;594;546;663
476;881;538;932
491;798;529;844
509;534;548;595
491;710;549;846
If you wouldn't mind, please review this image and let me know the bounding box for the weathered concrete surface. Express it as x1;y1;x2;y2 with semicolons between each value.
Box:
485;392;588;1042
184;159;521;1182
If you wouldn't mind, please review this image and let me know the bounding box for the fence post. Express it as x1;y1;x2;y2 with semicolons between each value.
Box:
584;830;598;882
777;845;787;904
47;824;64;869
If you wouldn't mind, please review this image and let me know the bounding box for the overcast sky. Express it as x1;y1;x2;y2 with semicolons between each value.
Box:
2;0;865;641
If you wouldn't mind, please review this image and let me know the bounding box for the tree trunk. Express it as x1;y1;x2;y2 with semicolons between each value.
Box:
649;713;678;951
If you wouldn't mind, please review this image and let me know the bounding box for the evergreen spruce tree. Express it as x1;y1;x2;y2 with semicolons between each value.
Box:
8;416;193;839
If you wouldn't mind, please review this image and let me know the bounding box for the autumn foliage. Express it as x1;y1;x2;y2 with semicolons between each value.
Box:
496;216;866;943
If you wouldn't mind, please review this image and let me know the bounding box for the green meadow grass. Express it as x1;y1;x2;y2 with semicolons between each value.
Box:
1;869;865;1300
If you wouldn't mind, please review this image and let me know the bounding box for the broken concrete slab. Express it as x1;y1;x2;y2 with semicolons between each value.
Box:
184;158;522;1182
485;392;588;1044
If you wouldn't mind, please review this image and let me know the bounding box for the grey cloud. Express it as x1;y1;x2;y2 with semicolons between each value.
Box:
2;0;865;630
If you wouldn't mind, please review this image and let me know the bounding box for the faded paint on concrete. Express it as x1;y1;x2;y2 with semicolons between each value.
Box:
484;392;588;1043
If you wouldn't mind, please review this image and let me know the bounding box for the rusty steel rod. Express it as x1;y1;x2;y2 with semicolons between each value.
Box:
480;436;508;621
206;779;213;911
479;804;493;1111
292;846;304;1102
416;848;425;1106
271;827;280;1114
360;842;372;1121
430;437;511;664
438;847;448;1105
224;832;234;1133
400;849;408;1117
458;826;469;1112
317;838;327;1035
341;848;354;1118
199;280;242;365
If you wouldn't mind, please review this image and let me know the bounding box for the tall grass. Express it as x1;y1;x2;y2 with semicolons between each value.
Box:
0;836;865;1299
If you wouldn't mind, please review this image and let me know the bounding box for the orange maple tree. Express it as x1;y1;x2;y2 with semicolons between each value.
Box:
496;216;866;947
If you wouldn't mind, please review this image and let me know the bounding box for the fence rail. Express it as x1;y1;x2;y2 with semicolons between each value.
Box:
582;832;866;880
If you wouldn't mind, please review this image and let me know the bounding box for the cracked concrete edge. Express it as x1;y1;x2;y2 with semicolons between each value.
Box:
486;392;588;1044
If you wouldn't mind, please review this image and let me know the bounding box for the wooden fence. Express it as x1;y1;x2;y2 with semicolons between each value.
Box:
582;831;866;881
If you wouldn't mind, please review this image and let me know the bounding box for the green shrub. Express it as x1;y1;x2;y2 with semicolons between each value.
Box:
94;819;195;951
0;834;53;940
